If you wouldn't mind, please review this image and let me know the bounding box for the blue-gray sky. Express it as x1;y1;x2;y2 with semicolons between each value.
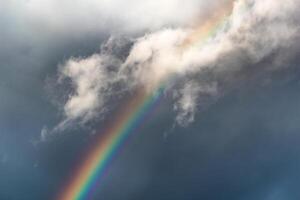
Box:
1;0;300;199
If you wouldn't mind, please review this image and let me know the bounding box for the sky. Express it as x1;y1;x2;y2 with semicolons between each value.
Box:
1;0;300;199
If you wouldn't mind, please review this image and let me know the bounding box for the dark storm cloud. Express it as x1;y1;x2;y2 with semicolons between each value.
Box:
1;0;300;200
0;1;111;199
0;0;111;131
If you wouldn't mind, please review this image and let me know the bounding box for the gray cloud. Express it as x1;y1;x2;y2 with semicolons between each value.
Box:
2;1;300;199
1;0;220;36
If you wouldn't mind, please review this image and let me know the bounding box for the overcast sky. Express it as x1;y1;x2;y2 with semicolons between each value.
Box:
1;0;300;199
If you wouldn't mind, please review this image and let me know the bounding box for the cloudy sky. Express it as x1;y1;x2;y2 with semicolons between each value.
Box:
1;0;300;199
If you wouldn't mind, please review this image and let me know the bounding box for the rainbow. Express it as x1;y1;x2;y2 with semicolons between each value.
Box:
57;1;237;200
57;86;164;200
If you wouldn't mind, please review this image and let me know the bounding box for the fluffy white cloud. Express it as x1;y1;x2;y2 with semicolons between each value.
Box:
61;55;108;122
43;0;300;137
53;52;124;131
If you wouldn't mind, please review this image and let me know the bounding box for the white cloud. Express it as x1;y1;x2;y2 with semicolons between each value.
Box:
61;55;106;122
40;126;49;142
56;52;124;130
173;81;218;126
43;0;300;137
